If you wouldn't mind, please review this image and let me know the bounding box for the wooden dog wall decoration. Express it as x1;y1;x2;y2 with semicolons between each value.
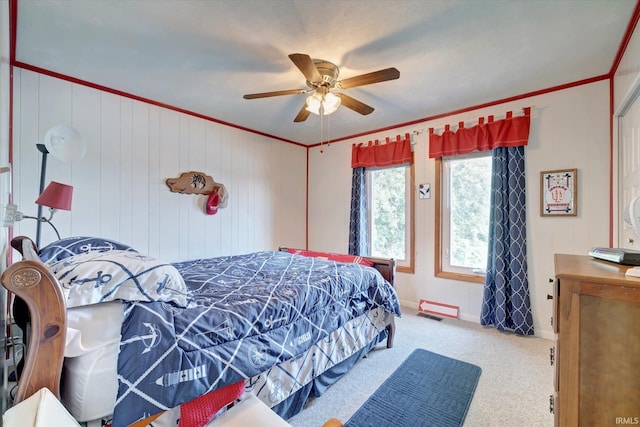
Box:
166;171;228;215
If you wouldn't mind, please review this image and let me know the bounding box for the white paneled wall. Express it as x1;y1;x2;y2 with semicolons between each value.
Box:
308;82;611;339
12;69;307;262
1;0;10;253
0;4;11;415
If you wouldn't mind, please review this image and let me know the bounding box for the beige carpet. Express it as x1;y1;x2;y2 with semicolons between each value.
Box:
288;306;554;427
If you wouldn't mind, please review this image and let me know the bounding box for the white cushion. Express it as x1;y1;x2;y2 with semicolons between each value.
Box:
47;250;187;308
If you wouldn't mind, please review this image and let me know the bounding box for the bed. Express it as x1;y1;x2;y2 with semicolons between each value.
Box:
2;236;400;426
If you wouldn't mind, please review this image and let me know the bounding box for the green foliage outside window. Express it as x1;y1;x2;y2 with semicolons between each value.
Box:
449;156;492;269
370;167;406;260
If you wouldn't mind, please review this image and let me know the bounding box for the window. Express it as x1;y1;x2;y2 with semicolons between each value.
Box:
368;163;414;273
435;153;491;283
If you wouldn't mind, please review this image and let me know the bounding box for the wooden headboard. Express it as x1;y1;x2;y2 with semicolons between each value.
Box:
1;236;67;404
360;255;396;287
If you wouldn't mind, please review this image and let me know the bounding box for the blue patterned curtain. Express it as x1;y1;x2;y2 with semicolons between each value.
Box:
348;166;369;256
480;146;534;336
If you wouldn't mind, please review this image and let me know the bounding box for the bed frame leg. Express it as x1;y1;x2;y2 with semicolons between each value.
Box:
386;317;395;348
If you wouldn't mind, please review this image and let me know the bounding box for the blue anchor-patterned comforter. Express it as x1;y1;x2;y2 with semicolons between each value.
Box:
113;251;400;427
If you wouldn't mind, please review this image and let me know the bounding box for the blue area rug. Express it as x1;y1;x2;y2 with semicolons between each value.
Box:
345;349;482;427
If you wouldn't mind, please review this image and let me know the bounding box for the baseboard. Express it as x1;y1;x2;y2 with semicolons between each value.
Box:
399;299;554;340
398;299;418;310
458;312;480;323
537;329;555;341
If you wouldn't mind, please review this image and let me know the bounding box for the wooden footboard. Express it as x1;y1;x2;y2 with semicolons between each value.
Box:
278;247;397;348
1;236;67;404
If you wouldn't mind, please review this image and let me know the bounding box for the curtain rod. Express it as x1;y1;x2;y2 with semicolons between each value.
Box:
428;107;532;135
353;132;412;147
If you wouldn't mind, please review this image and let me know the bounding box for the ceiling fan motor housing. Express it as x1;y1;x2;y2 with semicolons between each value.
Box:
308;60;339;88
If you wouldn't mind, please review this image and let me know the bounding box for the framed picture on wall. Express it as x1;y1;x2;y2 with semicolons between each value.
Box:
540;169;578;216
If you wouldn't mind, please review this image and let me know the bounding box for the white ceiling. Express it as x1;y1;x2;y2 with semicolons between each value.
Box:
14;0;638;145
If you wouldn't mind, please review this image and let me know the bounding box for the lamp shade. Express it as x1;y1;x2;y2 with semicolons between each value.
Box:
44;125;86;162
35;181;73;211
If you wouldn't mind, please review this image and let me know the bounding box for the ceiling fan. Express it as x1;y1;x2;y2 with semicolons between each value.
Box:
243;53;400;122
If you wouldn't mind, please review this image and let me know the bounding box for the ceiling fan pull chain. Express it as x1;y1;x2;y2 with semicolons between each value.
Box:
327;113;331;149
320;101;324;153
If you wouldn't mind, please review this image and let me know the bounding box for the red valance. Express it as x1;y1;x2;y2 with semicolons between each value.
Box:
428;107;531;158
351;133;412;168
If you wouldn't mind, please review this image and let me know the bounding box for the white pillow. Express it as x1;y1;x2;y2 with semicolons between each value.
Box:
47;250;188;308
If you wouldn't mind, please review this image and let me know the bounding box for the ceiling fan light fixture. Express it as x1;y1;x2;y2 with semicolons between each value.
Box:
244;53;397;122
305;91;341;116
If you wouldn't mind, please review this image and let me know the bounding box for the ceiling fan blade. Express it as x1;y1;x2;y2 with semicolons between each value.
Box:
243;89;306;99
337;67;400;89
337;94;374;115
294;104;311;122
288;53;323;83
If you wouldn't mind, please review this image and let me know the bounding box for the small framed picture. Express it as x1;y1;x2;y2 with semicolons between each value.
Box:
540;169;577;216
419;183;430;199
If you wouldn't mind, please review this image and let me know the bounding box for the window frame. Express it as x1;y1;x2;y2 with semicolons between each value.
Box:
434;155;487;284
366;162;415;274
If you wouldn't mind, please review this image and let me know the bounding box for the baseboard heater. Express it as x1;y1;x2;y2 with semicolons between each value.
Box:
418;299;460;319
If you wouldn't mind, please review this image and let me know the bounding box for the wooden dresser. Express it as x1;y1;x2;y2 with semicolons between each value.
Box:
553;255;640;426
